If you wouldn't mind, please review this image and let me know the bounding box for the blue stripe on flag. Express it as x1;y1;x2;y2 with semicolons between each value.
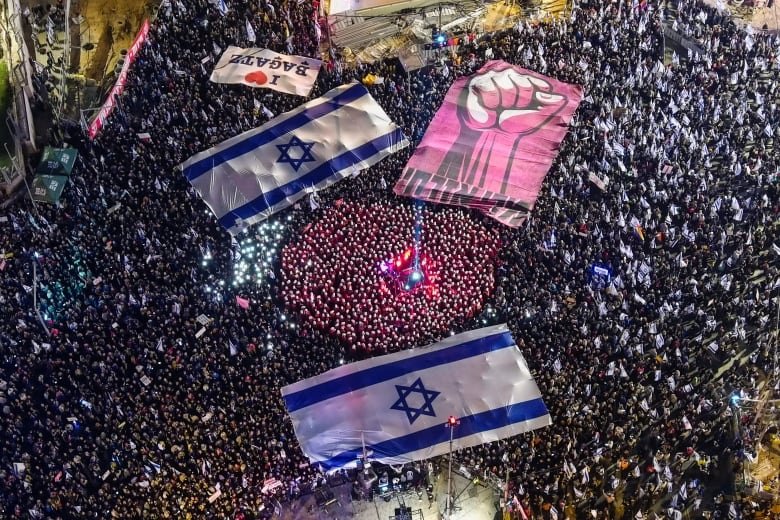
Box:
183;83;367;181
218;128;406;230
317;397;549;470
283;330;514;413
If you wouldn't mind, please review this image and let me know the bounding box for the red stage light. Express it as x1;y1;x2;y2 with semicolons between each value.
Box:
448;416;458;426
381;247;437;296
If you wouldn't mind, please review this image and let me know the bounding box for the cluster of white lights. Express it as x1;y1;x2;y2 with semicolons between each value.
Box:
201;250;213;267
480;305;498;325
199;218;291;311
229;219;288;288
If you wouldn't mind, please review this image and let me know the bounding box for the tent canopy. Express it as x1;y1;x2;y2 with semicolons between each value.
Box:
35;147;78;176
31;174;69;204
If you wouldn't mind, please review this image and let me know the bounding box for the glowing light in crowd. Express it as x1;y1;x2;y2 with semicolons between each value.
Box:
220;220;287;288
202;250;213;267
480;305;497;325
412;200;424;269
380;245;436;295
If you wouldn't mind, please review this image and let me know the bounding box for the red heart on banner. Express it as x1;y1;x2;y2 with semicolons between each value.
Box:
244;70;268;85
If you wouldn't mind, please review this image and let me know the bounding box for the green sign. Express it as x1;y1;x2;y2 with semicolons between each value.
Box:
31;174;69;204
35;147;78;176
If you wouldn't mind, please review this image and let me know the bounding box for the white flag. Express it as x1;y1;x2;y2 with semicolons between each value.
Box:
309;192;320;211
281;325;551;469
181;83;409;234
245;19;256;43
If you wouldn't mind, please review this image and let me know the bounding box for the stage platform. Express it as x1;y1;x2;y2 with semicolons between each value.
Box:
276;470;500;520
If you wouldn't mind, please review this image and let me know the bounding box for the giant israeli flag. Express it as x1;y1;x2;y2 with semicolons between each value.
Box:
281;325;551;470
180;82;408;234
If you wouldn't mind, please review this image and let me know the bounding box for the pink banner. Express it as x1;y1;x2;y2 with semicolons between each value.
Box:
88;19;150;140
394;61;582;227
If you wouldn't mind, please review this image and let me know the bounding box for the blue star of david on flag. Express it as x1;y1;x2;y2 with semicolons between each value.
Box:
276;136;316;172
390;377;441;424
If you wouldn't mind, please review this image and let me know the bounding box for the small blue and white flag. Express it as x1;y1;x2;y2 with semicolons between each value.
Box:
180;82;408;234
281;325;551;470
245;19;256;43
209;0;227;16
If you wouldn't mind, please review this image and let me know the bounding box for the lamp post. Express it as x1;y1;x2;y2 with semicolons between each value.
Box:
445;415;459;517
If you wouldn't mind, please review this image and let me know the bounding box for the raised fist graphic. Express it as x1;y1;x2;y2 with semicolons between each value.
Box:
461;68;567;135
436;66;569;196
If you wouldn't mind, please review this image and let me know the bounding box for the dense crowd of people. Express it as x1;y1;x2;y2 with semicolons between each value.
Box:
281;201;501;352
0;0;779;518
